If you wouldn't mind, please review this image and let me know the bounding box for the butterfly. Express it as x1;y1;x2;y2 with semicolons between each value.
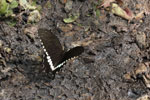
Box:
38;28;84;73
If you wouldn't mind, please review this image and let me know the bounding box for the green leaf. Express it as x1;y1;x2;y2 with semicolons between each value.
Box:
0;0;9;15
63;13;79;23
10;0;18;9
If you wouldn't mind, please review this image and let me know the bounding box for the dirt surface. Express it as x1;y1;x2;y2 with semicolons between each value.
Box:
0;0;150;100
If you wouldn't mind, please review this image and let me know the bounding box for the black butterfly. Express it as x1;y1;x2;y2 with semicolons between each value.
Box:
38;28;84;73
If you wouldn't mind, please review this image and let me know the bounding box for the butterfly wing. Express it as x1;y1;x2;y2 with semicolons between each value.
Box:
38;28;64;70
38;28;84;72
60;46;84;63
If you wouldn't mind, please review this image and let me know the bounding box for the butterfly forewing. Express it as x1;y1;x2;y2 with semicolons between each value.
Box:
38;29;64;67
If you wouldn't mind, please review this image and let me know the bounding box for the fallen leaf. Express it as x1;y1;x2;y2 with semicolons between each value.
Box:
63;13;79;23
111;3;134;20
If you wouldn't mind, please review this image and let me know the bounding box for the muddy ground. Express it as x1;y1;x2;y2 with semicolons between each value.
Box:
0;0;150;100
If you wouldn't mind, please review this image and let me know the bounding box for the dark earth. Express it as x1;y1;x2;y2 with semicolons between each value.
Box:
0;0;150;100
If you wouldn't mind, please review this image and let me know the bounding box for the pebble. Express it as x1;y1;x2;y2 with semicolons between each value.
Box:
136;32;146;49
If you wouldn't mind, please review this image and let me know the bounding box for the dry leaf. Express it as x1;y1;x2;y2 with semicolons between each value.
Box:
111;3;134;20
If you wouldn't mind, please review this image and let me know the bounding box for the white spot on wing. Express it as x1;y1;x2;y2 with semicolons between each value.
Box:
47;56;50;60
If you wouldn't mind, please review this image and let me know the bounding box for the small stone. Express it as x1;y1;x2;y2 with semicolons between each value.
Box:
136;32;146;49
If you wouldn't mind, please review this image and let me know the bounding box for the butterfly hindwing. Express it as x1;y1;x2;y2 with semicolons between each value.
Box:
61;46;84;63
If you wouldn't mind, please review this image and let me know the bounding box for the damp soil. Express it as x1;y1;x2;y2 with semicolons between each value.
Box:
0;0;150;100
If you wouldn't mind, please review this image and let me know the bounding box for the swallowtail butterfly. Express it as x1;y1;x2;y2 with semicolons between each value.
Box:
38;28;84;72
